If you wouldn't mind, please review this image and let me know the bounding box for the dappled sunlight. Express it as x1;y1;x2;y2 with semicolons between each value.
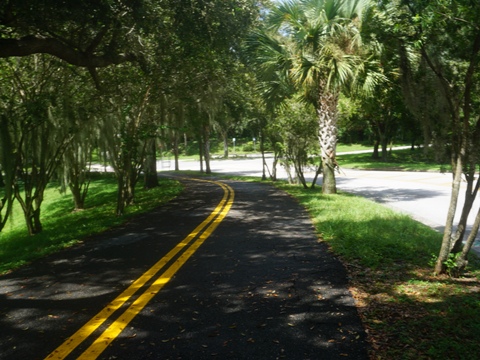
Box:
347;264;480;358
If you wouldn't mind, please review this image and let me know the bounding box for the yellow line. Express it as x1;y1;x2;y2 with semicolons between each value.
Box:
78;182;234;359
45;179;234;360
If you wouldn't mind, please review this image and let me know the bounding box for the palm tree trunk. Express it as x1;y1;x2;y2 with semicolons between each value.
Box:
317;88;339;194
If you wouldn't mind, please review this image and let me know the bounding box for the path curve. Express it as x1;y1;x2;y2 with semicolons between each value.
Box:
0;177;368;359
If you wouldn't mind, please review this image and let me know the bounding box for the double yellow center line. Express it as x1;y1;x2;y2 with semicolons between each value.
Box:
46;178;234;359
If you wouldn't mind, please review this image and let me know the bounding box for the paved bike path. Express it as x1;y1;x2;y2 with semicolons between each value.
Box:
0;178;367;359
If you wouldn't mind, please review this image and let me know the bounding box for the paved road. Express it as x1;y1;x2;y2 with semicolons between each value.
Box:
168;156;480;255
0;177;367;359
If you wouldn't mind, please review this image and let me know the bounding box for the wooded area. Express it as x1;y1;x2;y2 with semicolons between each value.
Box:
1;0;479;275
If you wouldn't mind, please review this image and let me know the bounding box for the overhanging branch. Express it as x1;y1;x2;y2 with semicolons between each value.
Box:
0;35;136;67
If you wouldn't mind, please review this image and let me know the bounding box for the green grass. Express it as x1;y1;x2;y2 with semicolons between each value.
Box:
0;173;183;273
179;142;448;172
276;183;480;360
337;147;449;172
284;189;442;269
336;142;386;153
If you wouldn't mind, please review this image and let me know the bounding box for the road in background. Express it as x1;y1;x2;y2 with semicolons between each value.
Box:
163;155;480;256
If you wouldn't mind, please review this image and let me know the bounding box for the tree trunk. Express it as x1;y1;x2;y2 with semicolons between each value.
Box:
70;177;86;210
450;181;478;253
198;136;204;173
283;160;296;184
317;88;339;194
222;131;229;158
203;123;211;174
66;154;91;211
0;117;15;231
310;161;322;189
116;171;126;216
435;154;464;274
0;189;14;232
381;136;389;162
173;134;180;171
271;157;278;181
32;206;42;234
457;207;480;272
260;129;267;181
144;138;158;189
451;160;480;253
290;153;307;189
372;139;380;159
16;187;44;235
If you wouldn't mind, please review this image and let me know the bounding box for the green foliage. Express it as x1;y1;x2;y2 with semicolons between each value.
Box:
429;253;462;277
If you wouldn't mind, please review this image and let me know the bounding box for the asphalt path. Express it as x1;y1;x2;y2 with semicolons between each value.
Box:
0;177;368;359
169;156;480;255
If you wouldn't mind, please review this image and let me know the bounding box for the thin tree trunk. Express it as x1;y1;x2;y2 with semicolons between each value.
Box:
0;116;15;231
283;160;295;184
116;170;126;216
457;207;480;271
70;176;86;210
381;137;388;162
372;139;380;159
203;122;211;174
310;160;322;189
144;138;158;189
451;178;479;253
435;154;464;274
260;129;266;181
222;131;229;158
173;134;180;171
198;136;204;173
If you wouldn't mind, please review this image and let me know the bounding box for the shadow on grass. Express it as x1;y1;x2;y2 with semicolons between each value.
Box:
355;267;480;359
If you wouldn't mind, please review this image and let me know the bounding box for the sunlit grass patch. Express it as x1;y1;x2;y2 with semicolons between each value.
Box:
280;185;442;269
337;148;449;172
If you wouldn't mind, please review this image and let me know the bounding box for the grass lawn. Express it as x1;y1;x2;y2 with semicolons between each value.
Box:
337;147;449;172
0;173;183;273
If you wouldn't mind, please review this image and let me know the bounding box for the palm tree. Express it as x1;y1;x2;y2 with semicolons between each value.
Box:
267;0;380;193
